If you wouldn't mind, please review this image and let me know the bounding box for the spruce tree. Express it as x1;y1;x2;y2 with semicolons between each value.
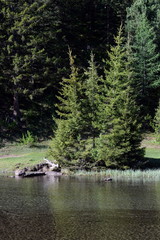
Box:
145;0;160;49
49;50;84;166
50;52;105;167
126;0;160;117
0;0;61;134
0;0;47;125
96;27;144;169
83;53;101;151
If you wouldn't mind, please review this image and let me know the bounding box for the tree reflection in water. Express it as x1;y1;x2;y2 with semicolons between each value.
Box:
1;176;160;240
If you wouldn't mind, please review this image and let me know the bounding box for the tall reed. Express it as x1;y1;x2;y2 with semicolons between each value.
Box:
71;169;160;181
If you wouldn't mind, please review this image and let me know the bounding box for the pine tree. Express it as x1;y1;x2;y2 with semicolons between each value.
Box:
96;26;144;169
126;0;160;117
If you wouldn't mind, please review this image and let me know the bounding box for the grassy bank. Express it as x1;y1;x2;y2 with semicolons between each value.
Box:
0;134;160;172
141;135;160;168
0;141;50;172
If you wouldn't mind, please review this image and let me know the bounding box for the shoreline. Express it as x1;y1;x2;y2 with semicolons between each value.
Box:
1;168;160;182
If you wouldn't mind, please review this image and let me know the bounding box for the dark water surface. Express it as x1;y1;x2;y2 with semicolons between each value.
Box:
1;175;160;240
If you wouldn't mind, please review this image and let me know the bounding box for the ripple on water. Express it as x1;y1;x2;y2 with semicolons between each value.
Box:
1;177;160;240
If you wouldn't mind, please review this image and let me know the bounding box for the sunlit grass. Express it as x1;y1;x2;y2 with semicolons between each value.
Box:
0;152;46;171
0;141;49;171
145;148;160;159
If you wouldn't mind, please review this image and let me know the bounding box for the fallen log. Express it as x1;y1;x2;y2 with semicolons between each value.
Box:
23;172;46;177
43;158;59;169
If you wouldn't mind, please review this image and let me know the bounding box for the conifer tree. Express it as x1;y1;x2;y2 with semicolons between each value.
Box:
96;27;144;168
126;0;160;117
0;0;47;125
0;0;61;133
83;53;101;150
145;0;160;49
50;52;104;167
49;50;84;166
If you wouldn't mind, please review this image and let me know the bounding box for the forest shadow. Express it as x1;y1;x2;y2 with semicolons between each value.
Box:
31;144;48;149
143;157;160;169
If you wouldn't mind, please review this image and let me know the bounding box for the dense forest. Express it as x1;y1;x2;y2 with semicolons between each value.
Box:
0;0;160;168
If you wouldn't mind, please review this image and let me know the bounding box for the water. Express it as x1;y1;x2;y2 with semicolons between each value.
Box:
1;175;160;240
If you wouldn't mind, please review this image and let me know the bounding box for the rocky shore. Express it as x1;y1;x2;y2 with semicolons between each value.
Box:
14;159;61;177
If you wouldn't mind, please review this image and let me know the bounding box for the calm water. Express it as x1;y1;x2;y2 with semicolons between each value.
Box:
1;175;160;240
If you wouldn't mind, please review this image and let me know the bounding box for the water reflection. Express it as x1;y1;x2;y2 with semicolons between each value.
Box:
1;176;160;240
46;177;160;239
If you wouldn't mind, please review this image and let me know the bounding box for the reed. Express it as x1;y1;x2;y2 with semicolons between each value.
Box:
71;169;160;181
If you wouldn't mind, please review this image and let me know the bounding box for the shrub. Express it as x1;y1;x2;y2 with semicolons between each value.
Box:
20;130;35;147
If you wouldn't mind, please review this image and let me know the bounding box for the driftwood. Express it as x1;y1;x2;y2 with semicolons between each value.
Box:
14;158;59;177
15;169;46;177
23;172;46;177
43;158;59;169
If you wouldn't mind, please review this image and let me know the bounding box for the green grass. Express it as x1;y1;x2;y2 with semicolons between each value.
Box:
145;148;160;159
142;135;160;168
0;141;50;171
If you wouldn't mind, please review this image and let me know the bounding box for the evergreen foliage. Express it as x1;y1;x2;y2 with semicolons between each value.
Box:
83;53;101;148
96;27;144;168
50;27;144;169
0;0;135;137
0;0;50;129
0;0;159;169
145;0;160;49
49;50;84;166
126;0;160;117
50;52;105;167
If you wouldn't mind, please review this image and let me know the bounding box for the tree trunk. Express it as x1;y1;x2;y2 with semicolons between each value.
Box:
13;91;21;126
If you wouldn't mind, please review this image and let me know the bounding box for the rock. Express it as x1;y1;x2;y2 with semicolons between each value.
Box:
42;165;49;172
104;177;112;182
30;163;49;172
15;168;26;176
